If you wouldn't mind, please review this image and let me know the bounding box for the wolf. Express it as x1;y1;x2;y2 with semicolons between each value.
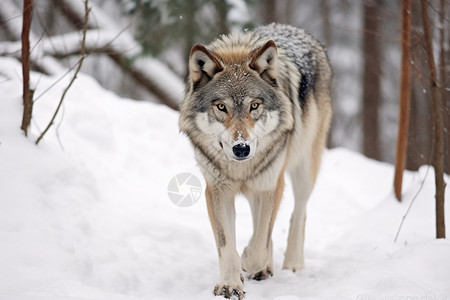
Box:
179;23;332;299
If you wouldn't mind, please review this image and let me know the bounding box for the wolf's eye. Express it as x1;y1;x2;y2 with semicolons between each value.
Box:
217;103;227;113
250;103;260;112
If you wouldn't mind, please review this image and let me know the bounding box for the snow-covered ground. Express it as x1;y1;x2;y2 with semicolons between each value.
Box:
1;58;449;300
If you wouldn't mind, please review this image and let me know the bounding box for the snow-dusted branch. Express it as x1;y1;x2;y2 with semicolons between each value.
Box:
40;30;140;58
51;0;183;109
0;29;139;58
0;0;65;75
0;0;184;109
0;41;64;75
0;26;183;109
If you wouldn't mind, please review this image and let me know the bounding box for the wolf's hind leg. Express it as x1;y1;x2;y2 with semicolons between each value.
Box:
241;174;284;280
205;183;244;299
283;165;313;271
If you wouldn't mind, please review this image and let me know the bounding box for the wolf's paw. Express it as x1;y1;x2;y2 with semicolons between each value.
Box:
282;261;304;272
241;246;273;280
214;282;245;299
248;266;273;281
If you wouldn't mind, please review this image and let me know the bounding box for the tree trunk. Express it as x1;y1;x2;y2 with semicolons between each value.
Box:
320;0;333;148
421;0;446;239
406;2;432;171
439;0;450;175
320;0;332;47
21;0;33;136
362;0;381;160
263;0;276;24
216;0;229;36
279;0;295;25
393;0;411;201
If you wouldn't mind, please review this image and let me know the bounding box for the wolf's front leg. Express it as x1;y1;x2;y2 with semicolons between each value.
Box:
205;183;244;299
241;174;284;280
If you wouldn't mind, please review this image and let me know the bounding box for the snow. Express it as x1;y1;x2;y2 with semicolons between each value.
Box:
132;56;185;104
40;29;142;58
0;57;449;300
227;0;251;32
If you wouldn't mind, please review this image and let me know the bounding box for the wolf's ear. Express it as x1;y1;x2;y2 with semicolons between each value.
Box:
189;44;223;88
249;40;278;84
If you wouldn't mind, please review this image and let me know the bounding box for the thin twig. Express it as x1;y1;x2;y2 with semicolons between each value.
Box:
33;58;81;103
55;103;66;151
35;0;89;145
394;164;432;242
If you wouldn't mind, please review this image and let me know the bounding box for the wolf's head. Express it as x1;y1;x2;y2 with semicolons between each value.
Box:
180;37;293;162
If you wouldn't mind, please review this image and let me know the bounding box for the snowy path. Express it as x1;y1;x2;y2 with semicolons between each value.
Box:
0;58;449;300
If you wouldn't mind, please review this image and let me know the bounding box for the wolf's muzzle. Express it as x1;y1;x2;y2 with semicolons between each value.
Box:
232;144;251;160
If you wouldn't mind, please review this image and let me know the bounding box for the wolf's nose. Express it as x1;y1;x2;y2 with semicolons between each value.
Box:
232;144;250;159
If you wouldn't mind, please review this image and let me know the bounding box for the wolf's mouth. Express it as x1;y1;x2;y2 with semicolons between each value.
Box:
219;142;223;149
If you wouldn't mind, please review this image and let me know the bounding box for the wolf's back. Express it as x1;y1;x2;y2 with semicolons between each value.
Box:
254;24;318;81
253;23;331;108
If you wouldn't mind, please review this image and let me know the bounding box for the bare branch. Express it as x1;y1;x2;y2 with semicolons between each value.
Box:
36;0;90;145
